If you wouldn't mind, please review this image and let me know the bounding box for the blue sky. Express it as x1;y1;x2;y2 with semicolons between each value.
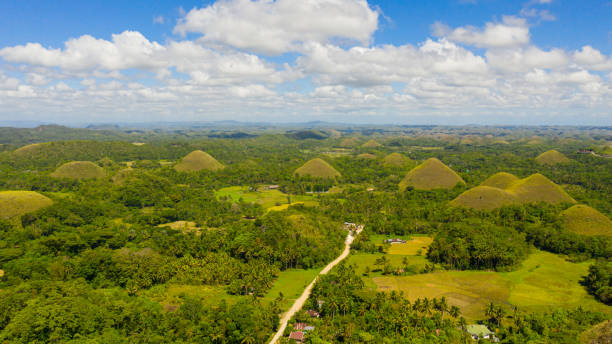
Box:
0;0;611;125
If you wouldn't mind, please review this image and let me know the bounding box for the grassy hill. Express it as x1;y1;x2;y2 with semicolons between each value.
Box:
0;191;53;218
560;205;612;236
535;149;571;165
480;172;520;189
112;168;135;185
338;137;359;148
507;173;576;204
399;158;464;191
449;186;518;210
357;153;376;160
294;158;341;178
452;172;576;209
174;150;224;172
362;139;382;148
50;161;106;179
383;153;414;167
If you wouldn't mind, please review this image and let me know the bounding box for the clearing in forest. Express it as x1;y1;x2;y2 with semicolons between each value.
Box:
50;161;105;179
560;205;612;236
399;157;465;191
215;186;316;210
0;190;53;218
372;251;610;320
174;150;224;172
535;149;571;165
294;158;341;178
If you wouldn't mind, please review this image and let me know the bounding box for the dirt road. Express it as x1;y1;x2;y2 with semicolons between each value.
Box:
268;227;362;344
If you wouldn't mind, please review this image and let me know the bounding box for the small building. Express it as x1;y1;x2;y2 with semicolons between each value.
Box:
265;184;280;190
294;323;307;331
466;324;498;342
317;300;325;309
384;238;407;244
307;309;320;318
304;326;315;331
289;331;305;342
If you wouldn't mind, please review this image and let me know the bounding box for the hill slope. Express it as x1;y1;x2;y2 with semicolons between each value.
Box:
399;158;464;191
560;205;612;236
480;172;520;189
0;191;53;218
50;161;105;179
449;186;518;210
357;153;376;160
535;150;571;165
174;150;224;172
507;173;576;204
383;153;414;167
294;158;341;178
362;139;382;148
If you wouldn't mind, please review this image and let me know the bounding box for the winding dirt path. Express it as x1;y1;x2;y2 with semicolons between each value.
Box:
268;227;362;344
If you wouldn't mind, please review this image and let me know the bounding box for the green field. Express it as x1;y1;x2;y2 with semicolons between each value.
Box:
216;186;317;210
372;251;611;320
262;268;320;311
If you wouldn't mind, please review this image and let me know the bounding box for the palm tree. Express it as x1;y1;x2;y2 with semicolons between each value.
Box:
240;335;256;344
449;305;461;319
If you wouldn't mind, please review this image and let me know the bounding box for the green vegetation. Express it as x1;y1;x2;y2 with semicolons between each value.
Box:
449;185;518;210
50;161;105;179
536;149;571;165
561;204;612;236
356;153;376;160
382;152;414;167
508;173;576;204
361;139;382;148
294;157;341;178
174;150;224;172
480;172;519;189
399;157;465;191
583;260;611;305
215;186;316;210
0;191;53;218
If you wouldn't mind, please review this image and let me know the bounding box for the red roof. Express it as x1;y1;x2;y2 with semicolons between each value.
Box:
289;331;305;341
307;309;320;317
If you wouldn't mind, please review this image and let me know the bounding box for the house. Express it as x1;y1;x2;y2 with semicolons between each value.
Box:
366;187;375;192
289;331;305;342
265;184;280;190
304;326;315;331
294;323;315;331
384;238;407;244
317;300;325;309
466;324;498;342
307;309;320;317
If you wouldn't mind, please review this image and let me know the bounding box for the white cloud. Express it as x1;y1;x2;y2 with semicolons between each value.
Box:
573;46;612;71
433;16;530;48
174;0;379;55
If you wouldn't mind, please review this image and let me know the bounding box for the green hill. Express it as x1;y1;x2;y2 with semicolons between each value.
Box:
174;150;224;172
507;173;576;204
399;158;465;191
0;191;53;218
50;161;105;180
560;205;612;236
383;153;414;167
112;168;135;185
535;150;571;165
338;137;359;148
294;158;341;178
362;139;382;148
357;153;376;160
449;186;518;210
480;172;520;189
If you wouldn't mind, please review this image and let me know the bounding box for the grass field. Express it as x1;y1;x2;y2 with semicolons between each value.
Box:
262;268;320;311
145;284;243;310
399;157;465;191
367;234;433;255
372;251;610;320
50;161;105;179
216;186;316;210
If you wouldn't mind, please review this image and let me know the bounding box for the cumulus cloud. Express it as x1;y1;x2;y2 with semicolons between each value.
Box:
433;16;530;48
174;0;379;55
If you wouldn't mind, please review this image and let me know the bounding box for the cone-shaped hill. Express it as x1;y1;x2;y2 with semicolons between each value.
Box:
357;153;376;160
50;161;105;180
174;150;224;172
535;150;571;165
451;172;576;210
294;158;341;178
383;153;414;167
362;139;382;148
338;137;359;148
480;172;520;189
112;168;135;185
0;191;53;219
560;205;612;236
399;158;465;191
506;173;576;204
449;186;518;210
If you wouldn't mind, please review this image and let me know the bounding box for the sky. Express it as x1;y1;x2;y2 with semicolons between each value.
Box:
0;0;611;125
